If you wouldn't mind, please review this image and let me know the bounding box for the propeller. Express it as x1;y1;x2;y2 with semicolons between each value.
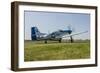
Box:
67;24;75;32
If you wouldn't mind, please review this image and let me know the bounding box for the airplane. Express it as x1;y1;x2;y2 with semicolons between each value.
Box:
31;26;88;43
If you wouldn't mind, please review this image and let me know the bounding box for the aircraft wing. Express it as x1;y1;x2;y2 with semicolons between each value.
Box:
62;31;88;38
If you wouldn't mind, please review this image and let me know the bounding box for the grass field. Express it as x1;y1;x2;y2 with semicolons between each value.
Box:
24;40;90;61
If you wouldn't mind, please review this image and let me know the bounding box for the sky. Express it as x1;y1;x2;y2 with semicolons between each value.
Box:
24;11;90;40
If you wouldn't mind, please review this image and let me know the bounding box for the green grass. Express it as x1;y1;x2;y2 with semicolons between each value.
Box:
24;40;90;61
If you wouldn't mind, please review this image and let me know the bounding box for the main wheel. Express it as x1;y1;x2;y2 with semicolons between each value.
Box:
59;38;61;43
70;36;73;43
45;40;47;43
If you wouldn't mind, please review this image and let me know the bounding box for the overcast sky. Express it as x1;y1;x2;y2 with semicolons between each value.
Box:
24;11;90;40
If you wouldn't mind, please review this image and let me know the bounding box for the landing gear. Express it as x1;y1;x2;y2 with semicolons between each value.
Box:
45;40;47;44
70;36;73;43
59;38;62;43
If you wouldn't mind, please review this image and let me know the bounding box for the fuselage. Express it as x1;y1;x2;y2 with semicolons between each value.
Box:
31;27;72;40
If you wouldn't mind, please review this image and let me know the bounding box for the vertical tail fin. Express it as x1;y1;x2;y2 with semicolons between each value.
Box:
31;27;40;40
